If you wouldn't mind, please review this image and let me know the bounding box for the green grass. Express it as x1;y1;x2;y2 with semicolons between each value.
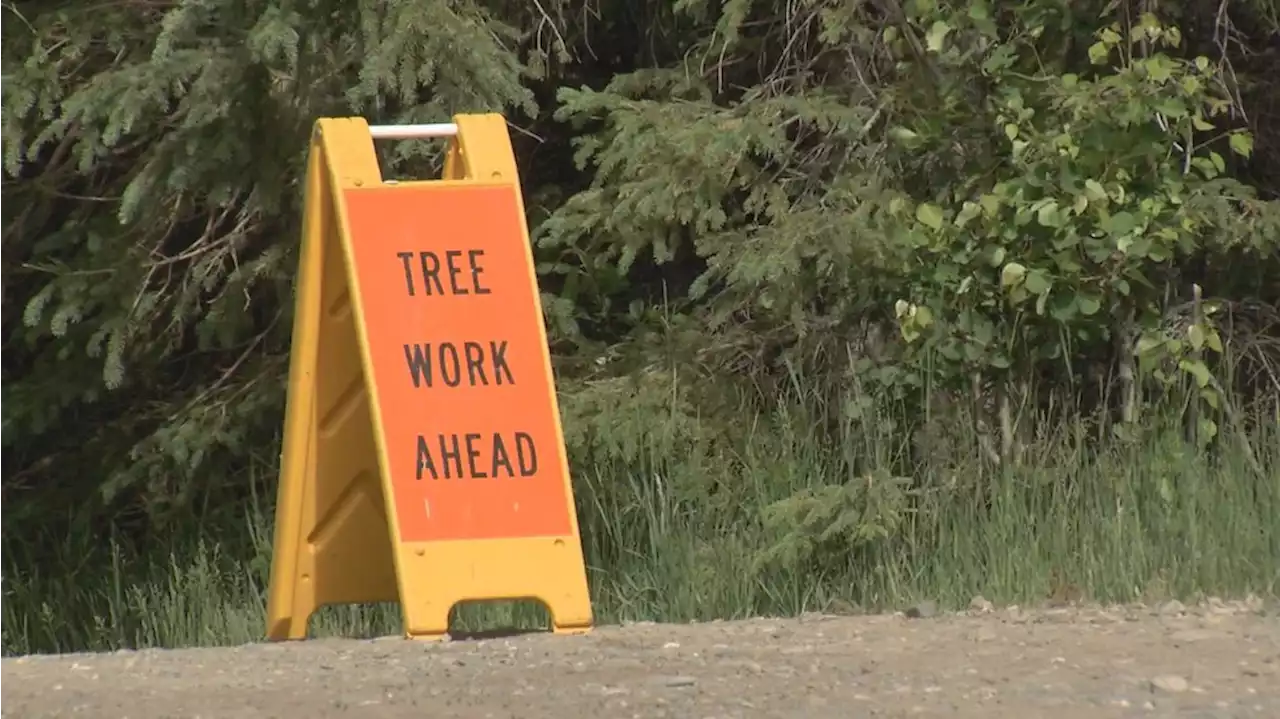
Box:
4;388;1278;656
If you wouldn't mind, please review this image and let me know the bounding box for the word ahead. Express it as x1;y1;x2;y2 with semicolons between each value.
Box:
416;432;538;480
403;342;514;388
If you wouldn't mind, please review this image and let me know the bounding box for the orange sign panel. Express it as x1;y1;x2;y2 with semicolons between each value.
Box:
343;185;573;543
264;114;593;643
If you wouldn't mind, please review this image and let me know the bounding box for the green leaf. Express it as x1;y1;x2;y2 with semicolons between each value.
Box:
1051;253;1081;276
955;201;982;228
1145;57;1174;84
982;44;1017;74
1004;123;1018;141
1107;211;1136;236
1024;269;1051;295
1200;388;1220;409
914;305;934;328
1077;295;1101;316
1084;179;1107;201
916;203;945;230
1154;98;1186;118
1228;132;1253;158
889;126;920;144
1210;151;1225;173
1192;115;1214;132
1188;324;1205;351
1036;200;1060;228
968;1;997;35
1000;262;1027;288
1050;296;1078;321
1088;42;1110;65
926;21;952;53
1192;156;1220;179
1136;333;1163;355
1206;331;1224;354
1179;359;1213;388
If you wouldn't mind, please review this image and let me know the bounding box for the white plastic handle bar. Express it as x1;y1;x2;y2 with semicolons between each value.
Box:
368;123;459;139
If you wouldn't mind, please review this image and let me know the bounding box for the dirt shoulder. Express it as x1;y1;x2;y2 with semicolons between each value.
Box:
3;600;1278;718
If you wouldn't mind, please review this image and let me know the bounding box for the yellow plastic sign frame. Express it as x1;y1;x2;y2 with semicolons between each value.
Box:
265;114;593;641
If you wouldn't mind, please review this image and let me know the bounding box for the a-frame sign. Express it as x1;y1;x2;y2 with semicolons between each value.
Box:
265;115;593;641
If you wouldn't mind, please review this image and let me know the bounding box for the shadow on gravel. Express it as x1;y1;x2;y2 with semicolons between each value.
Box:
446;628;553;642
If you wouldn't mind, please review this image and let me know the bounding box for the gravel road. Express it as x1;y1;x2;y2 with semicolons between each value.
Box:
3;599;1277;718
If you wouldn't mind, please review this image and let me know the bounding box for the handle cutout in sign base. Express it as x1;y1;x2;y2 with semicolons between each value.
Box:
264;114;594;642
